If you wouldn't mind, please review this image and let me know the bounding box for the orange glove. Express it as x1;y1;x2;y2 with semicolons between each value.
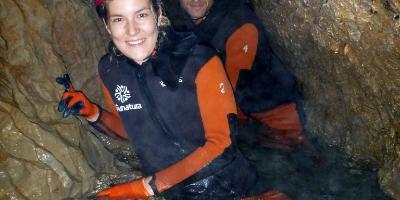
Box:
243;191;291;200
96;178;152;200
56;74;99;121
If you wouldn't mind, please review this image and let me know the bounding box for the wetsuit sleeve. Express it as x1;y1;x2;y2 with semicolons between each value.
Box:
225;23;258;89
153;56;237;192
89;80;128;141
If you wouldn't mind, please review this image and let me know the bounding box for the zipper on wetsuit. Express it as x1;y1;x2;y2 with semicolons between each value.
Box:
135;66;187;154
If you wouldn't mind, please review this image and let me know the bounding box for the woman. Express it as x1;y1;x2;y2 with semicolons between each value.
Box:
57;0;289;199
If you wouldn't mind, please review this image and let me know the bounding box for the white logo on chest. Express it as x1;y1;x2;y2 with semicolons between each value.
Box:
160;77;184;87
115;85;131;103
114;85;142;112
116;103;142;112
160;81;166;87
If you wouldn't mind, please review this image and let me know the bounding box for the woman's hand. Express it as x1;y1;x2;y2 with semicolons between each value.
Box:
96;177;153;200
56;74;99;121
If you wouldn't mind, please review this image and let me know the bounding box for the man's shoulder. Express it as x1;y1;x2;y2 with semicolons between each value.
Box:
183;44;220;71
190;44;218;60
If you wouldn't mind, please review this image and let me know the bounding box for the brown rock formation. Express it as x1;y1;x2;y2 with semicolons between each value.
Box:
0;0;135;199
253;0;400;198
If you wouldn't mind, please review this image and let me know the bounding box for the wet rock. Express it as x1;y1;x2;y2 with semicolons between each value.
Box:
253;0;400;198
0;0;136;199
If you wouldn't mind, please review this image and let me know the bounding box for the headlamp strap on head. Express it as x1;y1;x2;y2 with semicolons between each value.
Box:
94;0;104;6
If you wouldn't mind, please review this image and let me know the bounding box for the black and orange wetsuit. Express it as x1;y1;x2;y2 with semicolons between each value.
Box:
164;0;305;146
89;31;262;199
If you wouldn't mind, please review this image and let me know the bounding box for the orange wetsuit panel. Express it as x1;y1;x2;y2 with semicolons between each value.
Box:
154;56;237;192
225;23;259;89
251;102;302;132
98;80;128;139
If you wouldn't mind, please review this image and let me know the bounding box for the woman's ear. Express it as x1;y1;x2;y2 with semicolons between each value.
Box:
102;19;111;34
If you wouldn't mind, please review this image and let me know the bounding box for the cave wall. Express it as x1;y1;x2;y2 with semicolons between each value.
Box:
0;0;399;199
0;0;128;199
252;0;400;198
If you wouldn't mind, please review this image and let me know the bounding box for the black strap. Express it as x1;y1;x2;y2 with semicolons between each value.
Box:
149;176;160;195
134;66;188;155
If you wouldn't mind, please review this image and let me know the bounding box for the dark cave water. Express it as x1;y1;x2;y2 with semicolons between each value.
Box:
237;121;391;200
88;121;391;200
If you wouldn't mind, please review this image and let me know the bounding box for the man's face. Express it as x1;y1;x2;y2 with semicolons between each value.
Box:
180;0;213;22
106;0;158;64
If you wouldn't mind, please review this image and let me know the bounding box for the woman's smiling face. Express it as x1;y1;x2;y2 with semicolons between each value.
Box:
106;0;158;64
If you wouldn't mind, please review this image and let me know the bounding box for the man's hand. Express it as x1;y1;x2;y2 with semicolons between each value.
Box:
56;74;99;121
96;178;153;200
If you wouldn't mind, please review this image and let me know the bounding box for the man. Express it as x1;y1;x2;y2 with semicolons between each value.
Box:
164;0;307;150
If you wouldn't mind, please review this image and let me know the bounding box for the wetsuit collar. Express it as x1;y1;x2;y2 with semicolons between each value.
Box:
192;0;241;44
151;28;198;90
